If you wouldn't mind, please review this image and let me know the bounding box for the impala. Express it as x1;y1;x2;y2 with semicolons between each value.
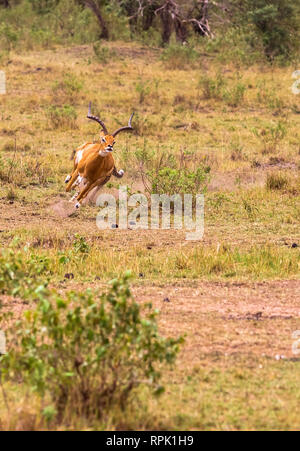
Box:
65;103;134;207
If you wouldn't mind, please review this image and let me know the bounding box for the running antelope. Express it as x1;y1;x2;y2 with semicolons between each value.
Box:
65;103;134;207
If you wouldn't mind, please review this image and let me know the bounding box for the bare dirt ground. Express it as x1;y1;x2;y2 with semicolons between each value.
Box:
2;279;299;365
134;280;300;363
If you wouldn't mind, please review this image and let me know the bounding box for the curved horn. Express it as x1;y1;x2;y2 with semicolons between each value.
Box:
112;113;134;137
87;102;108;135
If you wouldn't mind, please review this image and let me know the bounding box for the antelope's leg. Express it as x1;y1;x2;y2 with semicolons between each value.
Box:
76;176;110;203
112;167;124;178
70;191;79;202
66;168;79;192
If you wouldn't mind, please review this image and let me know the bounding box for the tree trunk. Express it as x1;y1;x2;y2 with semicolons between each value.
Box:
174;19;188;42
85;0;109;40
142;5;156;31
159;9;172;45
0;0;10;7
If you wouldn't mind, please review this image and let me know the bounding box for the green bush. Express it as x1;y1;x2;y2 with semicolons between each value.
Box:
203;27;263;66
198;72;224;101
52;73;83;105
93;41;116;64
73;234;90;254
0;22;19;51
222;81;246;108
232;0;300;62
0;243;50;300
46;105;78;130
148;166;210;197
28;0;60;15
252;120;287;154
135;78;152;105
0;272;182;421
199;73;246;107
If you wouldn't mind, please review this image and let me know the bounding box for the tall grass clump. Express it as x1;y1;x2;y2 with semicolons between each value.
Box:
161;44;199;70
199;73;246;107
252;120;287;154
266;172;290;191
46;105;78;130
51;73;83;105
93;41;116;64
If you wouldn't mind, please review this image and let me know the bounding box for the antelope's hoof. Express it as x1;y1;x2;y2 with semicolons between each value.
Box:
65;175;71;184
70;192;79;202
75;202;81;209
118;169;124;177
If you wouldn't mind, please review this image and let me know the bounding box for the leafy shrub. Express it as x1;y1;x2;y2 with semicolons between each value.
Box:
222;82;246;107
199;73;246;107
51;74;83;104
198;72;224;100
246;0;300;61
93;41;116;64
0;243;50;300
252;120;287;154
73;234;90;254
148;167;210;197
203;27;263;66
28;0;60;15
242;198;259;221
256;81;285;111
46;105;78;130
161;44;199;70
0;22;19;51
0;272;182;421
135;78;151;105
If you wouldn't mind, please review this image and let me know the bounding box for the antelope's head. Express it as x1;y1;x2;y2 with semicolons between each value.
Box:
87;102;134;156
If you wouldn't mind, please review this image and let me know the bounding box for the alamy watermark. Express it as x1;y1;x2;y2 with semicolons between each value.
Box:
95;186;204;241
292;330;300;356
0;71;6;95
291;70;300;95
0;330;6;355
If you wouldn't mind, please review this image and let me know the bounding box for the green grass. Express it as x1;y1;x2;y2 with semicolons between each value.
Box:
1;356;300;430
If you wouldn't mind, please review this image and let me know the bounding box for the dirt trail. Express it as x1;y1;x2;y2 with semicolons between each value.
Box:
132;280;300;363
2;280;299;364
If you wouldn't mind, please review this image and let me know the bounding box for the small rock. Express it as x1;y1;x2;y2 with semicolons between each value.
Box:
129;221;136;226
291;243;298;248
163;297;170;303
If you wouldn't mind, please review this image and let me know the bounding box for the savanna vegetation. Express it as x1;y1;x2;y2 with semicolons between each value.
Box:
0;0;299;431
